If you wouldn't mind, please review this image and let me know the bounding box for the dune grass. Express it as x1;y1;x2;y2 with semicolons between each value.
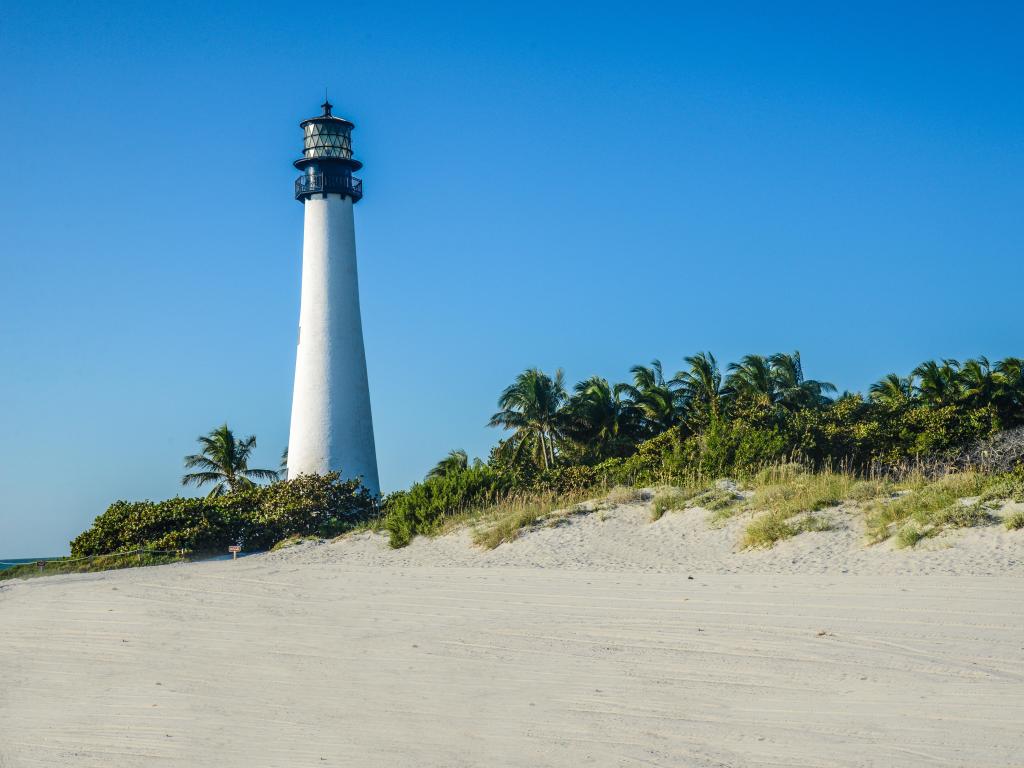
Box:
742;508;836;549
604;485;646;507
0;550;186;581
398;463;1023;553
650;481;712;521
862;471;1003;546
1005;510;1024;531
469;490;599;549
270;534;319;551
736;465;1024;549
737;466;882;548
978;474;1024;504
470;466;1023;552
649;473;746;523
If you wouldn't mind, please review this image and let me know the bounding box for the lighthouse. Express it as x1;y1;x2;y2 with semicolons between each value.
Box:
286;100;380;496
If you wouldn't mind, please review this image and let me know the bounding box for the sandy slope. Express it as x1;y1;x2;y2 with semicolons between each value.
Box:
2;499;1023;767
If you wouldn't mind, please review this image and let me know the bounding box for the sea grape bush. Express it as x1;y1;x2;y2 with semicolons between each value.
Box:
71;473;375;556
384;464;513;547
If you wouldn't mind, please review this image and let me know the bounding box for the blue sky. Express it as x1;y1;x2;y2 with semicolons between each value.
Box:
1;1;1022;556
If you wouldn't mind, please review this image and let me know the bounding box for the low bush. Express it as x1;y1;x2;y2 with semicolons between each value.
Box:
382;464;513;548
70;473;375;556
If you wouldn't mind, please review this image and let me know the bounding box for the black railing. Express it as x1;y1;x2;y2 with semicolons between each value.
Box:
294;173;363;202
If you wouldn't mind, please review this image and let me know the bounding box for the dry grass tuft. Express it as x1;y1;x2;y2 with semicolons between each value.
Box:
470;491;597;550
863;471;1002;545
650;481;710;521
1005;509;1024;531
894;522;927;549
650;487;687;521
604;486;646;506
741;509;835;548
738;468;866;547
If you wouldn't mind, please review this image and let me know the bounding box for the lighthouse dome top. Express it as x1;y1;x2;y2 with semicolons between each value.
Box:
299;100;356;162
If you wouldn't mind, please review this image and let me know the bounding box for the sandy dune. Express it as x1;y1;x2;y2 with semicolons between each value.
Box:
2;500;1023;767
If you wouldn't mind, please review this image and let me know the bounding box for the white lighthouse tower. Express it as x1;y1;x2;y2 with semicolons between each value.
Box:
287;100;380;496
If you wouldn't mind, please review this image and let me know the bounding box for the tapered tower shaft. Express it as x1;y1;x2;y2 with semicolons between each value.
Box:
287;101;379;495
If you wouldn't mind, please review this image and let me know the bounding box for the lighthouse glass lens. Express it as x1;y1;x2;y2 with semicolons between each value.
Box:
304;122;352;159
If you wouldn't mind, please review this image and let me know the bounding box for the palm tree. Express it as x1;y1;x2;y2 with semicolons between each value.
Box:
624;360;682;434
913;359;962;407
564;376;642;459
278;447;289;480
427;449;469;480
182;424;278;497
769;351;836;409
958;356;998;408
869;373;915;408
725;354;777;407
488;368;567;470
674;352;725;427
994;357;1024;425
726;352;833;412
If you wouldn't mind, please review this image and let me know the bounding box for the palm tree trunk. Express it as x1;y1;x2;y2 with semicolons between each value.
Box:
539;429;549;470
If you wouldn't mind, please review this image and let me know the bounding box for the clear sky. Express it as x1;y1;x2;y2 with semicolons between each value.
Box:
1;1;1022;557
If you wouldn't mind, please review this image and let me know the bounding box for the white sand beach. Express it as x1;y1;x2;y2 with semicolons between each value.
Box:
2;498;1023;767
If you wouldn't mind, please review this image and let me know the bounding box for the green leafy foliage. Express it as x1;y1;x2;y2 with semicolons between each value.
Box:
80;351;1021;557
71;473;374;556
383;464;513;548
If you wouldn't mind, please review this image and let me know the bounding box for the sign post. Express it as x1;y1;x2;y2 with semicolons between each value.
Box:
228;545;241;560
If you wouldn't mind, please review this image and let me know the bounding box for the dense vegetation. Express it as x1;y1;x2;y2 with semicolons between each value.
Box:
71;472;375;557
57;352;1024;567
382;353;1024;546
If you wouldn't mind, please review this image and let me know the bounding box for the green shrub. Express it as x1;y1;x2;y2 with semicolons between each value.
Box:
237;473;375;550
382;464;513;548
1005;510;1024;531
70;473;375;556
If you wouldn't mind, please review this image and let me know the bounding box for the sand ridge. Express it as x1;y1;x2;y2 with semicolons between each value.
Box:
271;495;1024;575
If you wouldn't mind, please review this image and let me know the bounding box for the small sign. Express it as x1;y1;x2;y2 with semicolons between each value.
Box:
228;545;241;560
36;560;47;570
